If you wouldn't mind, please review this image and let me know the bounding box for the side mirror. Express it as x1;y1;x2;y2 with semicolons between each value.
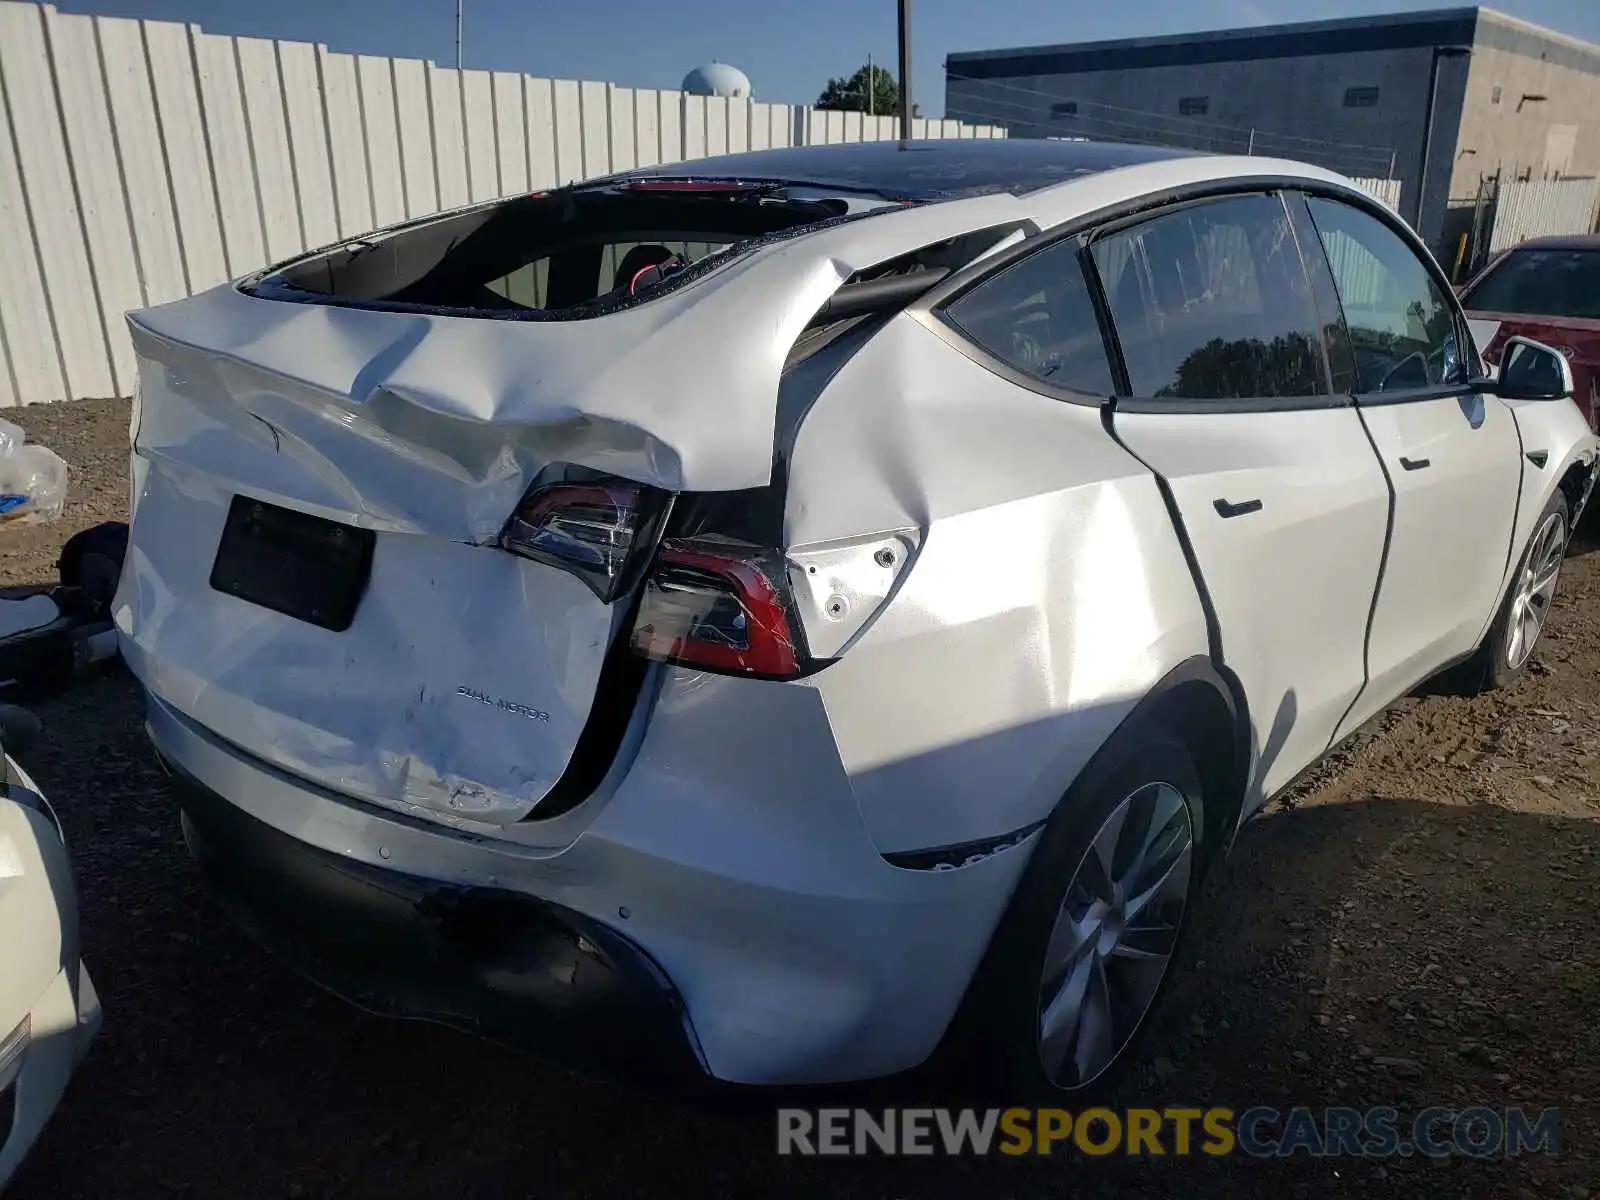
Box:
1493;335;1574;401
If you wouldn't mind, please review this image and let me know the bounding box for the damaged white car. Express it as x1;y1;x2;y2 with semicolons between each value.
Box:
118;140;1598;1096
0;749;100;1185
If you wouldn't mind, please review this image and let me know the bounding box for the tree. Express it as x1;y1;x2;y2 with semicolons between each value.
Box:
816;63;920;117
1157;333;1321;400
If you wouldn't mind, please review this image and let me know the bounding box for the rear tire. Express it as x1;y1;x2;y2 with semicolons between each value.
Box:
1468;489;1570;693
947;730;1205;1102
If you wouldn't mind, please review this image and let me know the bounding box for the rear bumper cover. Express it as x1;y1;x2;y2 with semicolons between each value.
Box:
145;679;1036;1087
174;765;708;1085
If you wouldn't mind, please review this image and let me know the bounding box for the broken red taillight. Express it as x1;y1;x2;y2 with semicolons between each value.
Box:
631;539;802;678
499;480;645;602
501;472;807;677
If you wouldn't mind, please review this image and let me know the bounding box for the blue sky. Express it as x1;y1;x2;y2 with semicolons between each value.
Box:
51;0;1600;115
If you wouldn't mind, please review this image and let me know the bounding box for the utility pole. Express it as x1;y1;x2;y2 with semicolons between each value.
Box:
867;53;874;117
897;0;912;146
455;0;463;69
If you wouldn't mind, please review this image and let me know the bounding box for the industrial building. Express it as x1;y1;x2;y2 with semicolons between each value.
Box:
945;6;1600;254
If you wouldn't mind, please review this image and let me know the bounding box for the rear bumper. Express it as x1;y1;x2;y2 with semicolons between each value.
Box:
171;762;708;1087
145;681;1035;1087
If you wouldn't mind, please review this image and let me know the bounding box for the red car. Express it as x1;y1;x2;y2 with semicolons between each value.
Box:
1460;234;1600;431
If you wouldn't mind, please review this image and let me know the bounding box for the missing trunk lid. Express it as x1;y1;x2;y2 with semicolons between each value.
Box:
242;184;874;320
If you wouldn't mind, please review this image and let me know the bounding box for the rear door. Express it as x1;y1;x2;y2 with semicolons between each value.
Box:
1095;192;1391;814
1297;194;1522;739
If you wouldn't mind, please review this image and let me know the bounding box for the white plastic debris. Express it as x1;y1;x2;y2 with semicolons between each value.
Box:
0;419;67;525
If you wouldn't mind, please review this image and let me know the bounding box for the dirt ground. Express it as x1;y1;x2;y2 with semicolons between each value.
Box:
5;397;1597;1199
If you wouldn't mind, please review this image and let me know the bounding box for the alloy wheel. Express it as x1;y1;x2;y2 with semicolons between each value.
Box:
1036;781;1193;1090
1506;510;1568;670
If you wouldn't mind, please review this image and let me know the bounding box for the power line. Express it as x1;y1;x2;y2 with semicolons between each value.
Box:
948;71;1398;155
940;85;1396;173
951;101;1396;176
952;88;1396;172
945;71;1398;158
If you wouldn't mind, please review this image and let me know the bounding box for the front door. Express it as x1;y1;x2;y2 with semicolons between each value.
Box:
1093;192;1391;813
1297;194;1523;739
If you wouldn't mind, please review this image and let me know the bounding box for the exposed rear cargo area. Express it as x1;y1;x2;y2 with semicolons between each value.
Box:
248;181;875;315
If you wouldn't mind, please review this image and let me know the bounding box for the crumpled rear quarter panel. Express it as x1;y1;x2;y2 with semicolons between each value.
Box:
784;315;1211;854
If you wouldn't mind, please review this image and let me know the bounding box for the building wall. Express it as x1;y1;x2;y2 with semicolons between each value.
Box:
948;50;1410;174
0;2;1005;407
945;7;1600;254
1453;13;1600;201
948;47;1441;213
948;46;1477;248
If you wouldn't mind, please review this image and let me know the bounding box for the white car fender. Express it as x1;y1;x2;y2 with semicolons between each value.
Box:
0;761;101;1187
1499;393;1599;591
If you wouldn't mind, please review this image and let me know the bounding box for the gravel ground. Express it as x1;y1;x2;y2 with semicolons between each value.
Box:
5;397;1599;1199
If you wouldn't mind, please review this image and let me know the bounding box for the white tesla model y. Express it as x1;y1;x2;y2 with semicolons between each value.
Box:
117;140;1598;1096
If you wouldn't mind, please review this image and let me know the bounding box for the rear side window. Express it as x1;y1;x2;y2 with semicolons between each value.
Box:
1463;248;1600;320
1304;196;1466;392
1091;193;1327;401
941;240;1116;396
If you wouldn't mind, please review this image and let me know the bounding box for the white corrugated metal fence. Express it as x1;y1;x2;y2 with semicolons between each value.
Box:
0;1;1004;406
1349;177;1402;212
1488;178;1600;254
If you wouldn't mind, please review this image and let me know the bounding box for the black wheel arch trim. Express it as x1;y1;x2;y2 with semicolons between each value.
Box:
1062;655;1250;864
880;656;1251;872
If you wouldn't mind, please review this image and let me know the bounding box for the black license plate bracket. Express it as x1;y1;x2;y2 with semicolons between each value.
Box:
209;496;374;632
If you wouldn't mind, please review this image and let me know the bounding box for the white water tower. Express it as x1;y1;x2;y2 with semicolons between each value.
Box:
683;62;752;99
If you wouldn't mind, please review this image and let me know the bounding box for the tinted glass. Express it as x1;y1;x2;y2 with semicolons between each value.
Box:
1305;196;1467;393
943;240;1117;395
1092;193;1327;400
1462;248;1600;320
1285;195;1356;394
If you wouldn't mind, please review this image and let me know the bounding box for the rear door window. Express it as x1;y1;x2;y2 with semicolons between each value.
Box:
1090;193;1329;402
941;239;1117;396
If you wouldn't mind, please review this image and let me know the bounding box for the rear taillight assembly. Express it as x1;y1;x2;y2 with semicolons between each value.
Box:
500;479;652;602
499;470;813;678
631;539;804;678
